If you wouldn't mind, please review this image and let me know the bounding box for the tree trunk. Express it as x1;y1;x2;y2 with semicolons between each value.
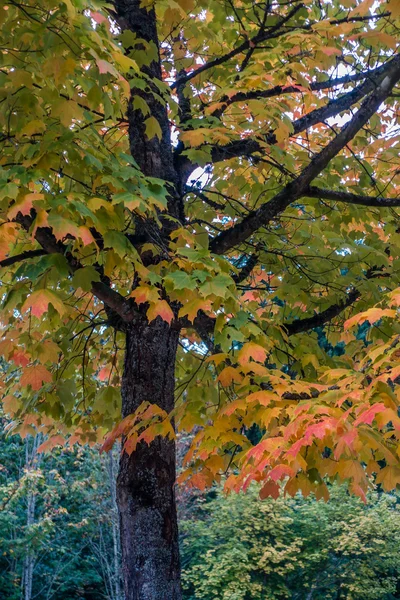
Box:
117;318;181;600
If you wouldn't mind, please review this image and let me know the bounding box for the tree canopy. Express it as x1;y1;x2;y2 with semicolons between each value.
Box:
1;0;400;508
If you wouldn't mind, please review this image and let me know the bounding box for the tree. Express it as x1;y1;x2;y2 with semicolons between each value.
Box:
181;484;400;600
1;0;400;598
0;423;120;600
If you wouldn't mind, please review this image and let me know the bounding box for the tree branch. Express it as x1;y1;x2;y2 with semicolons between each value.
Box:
209;55;397;163
0;249;46;268
209;54;400;255
284;289;359;336
210;60;394;119
171;4;303;90
171;8;390;91
306;186;400;207
15;213;136;323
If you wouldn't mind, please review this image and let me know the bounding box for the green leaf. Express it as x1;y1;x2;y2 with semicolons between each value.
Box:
72;267;101;292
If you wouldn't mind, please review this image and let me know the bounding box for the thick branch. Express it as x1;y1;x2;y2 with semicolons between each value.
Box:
306;186;400;207
232;253;259;284
189;287;358;349
15;213;136;323
209;54;400;255
284;289;359;336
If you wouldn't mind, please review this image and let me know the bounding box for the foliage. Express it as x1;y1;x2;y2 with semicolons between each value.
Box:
0;0;400;503
181;484;400;600
0;425;121;600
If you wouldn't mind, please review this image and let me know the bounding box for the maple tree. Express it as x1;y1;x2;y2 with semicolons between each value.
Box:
1;0;400;597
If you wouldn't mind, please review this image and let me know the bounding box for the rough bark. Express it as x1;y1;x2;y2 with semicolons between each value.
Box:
117;319;181;600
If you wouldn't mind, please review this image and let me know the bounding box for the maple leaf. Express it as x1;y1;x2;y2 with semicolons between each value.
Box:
217;366;243;387
179;299;213;323
237;342;267;365
131;285;160;305
259;480;280;500
8;193;44;220
268;465;296;482
376;465;400;491
344;308;396;329
20;365;52;391
11;350;30;367
354;403;386;427
21;290;66;318
37;435;66;453
147;300;174;325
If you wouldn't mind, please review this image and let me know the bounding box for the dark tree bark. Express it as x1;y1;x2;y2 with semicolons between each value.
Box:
117;318;181;600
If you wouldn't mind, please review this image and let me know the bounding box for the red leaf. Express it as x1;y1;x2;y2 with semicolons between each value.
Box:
354;403;386;426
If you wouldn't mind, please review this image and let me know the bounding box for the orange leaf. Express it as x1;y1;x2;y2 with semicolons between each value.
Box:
131;285;159;305
178;299;212;323
37;435;66;453
20;365;52;390
344;308;396;329
268;464;296;482
8;193;44;220
11;350;30;367
237;342;267;365
147;300;174;325
376;465;400;491
21;290;66;318
217;366;243;387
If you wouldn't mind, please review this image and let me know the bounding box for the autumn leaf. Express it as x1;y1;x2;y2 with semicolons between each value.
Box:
20;365;52;390
21;290;66;318
178;299;213;323
147;300;174;324
237;342;267;365
259;480;280;500
218;366;243;387
8;193;44;220
131;285;160;305
344;308;396;329
376;466;400;491
354;403;386;427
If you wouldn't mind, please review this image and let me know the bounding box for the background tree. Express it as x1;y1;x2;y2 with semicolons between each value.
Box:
181;484;400;600
0;424;122;600
1;0;400;598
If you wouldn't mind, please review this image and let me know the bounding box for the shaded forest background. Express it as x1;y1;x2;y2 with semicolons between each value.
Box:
1;426;400;600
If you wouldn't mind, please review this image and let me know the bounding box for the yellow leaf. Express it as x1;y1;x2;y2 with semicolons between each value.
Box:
112;51;138;72
145;116;162;141
179;299;212;323
376;465;400;491
218;366;243;387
